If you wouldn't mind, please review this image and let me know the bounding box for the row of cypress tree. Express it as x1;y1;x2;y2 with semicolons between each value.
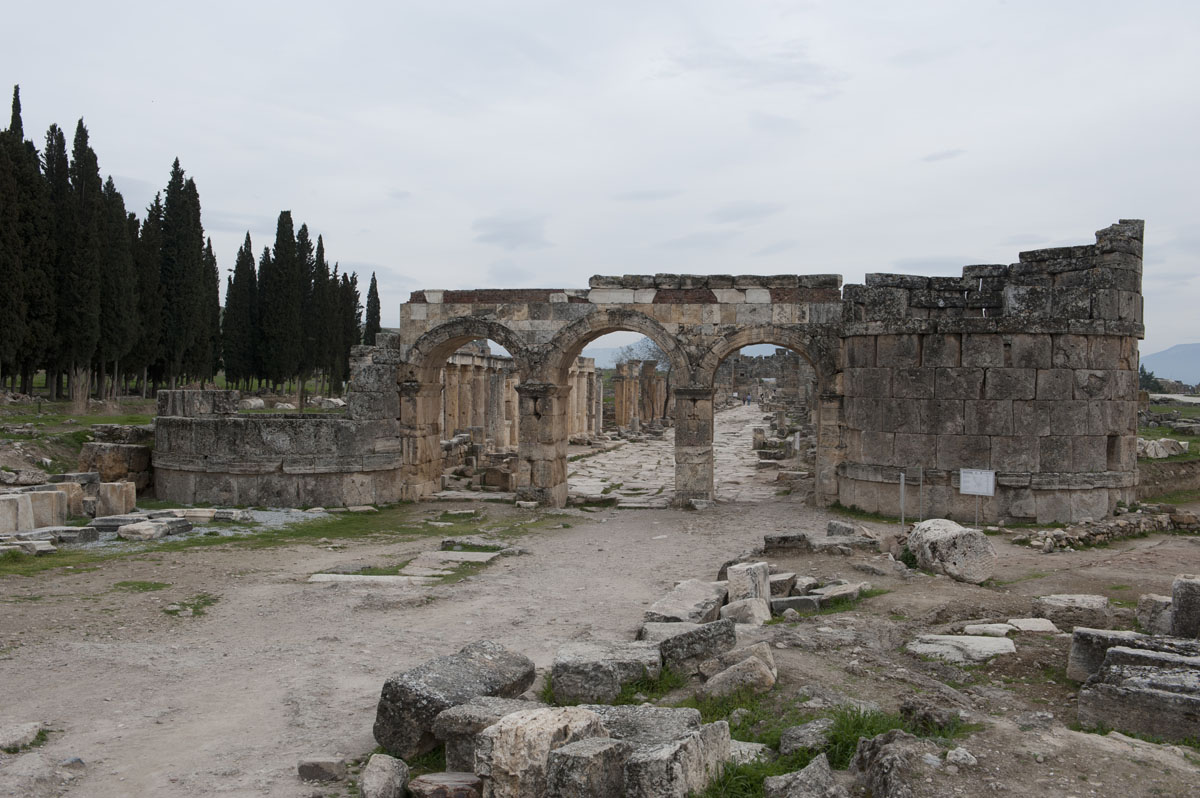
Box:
0;86;375;406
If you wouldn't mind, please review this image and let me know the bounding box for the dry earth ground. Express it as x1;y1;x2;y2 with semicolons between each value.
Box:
1;405;1199;796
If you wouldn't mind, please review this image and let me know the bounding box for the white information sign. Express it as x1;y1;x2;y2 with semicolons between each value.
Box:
959;469;996;497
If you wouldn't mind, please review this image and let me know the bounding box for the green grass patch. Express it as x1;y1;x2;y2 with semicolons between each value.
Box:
989;571;1049;586
1138;425;1200;463
164;593;219;616
601;482;625;495
405;745;447;776
829;501;902;524
112;580;171;592
1;728;49;754
1143;487;1200;505
614;667;687;704
353;559;414;576
675;688;813;749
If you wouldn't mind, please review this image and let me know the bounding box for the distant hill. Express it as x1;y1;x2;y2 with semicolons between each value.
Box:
1143;343;1200;384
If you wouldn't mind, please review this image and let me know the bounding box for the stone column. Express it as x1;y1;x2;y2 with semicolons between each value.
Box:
457;361;472;432
586;371;597;436
399;380;444;501
673;387;714;506
595;373;604;435
515;382;570;507
813;390;843;507
472;363;487;429
506;375;519;447
442;365;459;435
486;370;506;450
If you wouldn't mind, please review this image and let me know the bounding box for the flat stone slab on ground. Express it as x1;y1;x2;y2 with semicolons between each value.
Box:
577;704;701;746
644;579;727;624
1033;594;1111;630
551;640;662;703
638;621;701;643
907;635;1016;664
415;550;501;564
963;623;1015;637
407;772;483;798
308;574;438;586
1007;617;1061;633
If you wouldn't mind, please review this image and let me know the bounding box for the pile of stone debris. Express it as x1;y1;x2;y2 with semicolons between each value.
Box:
1011;504;1200;551
1137;436;1190;459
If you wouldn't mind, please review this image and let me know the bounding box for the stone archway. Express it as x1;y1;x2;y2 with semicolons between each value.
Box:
694;325;844;506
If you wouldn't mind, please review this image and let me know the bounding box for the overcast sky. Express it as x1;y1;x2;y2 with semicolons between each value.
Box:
5;0;1198;356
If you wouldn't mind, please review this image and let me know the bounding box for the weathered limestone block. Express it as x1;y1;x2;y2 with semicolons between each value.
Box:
644;580;727;624
97;482;136;517
157;389;239;417
52;482;84;516
638;622;701;643
719;598;771;626
546;737;632;798
473;707;607;798
79;442;152;483
358;753;409;798
550;641;661;704
1077;646;1200;742
658;619;737;675
763;752;848;798
407;772;483;798
577;704;700;746
432;696;546;772
1066;627;1200;682
699;656;776;697
1033;594;1111;631
771;596;820;614
0;494;34;534
769;572;797;596
906;519;996;584
623;721;730;798
779;719;836;757
907;635;1015;664
1170;575;1200;638
849;729;938;798
726;562;770;602
116;521;168;541
297;757;347;781
373;640;536;758
26;490;67;528
698;642;777;681
1137;594;1174;636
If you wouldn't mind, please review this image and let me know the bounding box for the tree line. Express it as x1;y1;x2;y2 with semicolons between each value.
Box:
0;86;380;408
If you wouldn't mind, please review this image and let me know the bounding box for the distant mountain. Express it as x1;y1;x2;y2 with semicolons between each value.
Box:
1143;343;1200;384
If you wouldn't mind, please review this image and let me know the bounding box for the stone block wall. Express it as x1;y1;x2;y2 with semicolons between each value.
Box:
837;220;1143;523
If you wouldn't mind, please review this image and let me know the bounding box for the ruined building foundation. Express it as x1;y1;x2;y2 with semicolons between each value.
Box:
154;220;1146;524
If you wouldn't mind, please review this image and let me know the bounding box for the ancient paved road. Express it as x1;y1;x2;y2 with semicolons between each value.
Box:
568;403;782;506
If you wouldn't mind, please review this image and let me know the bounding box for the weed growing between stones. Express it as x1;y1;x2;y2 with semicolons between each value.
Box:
164;593;218;617
764;589;892;624
405;745;446;775
1;728;49;754
613;667;687;705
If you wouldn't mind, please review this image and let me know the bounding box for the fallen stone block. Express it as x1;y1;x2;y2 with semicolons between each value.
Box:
1077;646;1200;742
658;619;736;675
16;539;55;555
27;526;97;545
88;513;147;533
726;562;770;602
849;729;938;798
638;621;701;643
474;706;607;798
811;582;865;607
1138;595;1174;636
373;640;536;759
779;718;835;756
116;521;168;541
790;575;820;595
0;494;34;534
769;572;797;597
1006;617;1060;633
1170;575;1200;638
550;641;661;704
730;739;774;765
698;642;777;681
719;597;771;626
359;753;409;798
26;490;67;528
699;656;776;698
899;697;962;735
49;471;100;485
546;737;632;798
297;756;347;782
97;481;136;517
907;518;996;584
623;721;730;798
51;482;84;516
1067;627;1200;682
1033;594;1111;630
762;532;811;552
577;704;701;746
644;579;727;624
78;442;151;483
432;696;546;772
0;721;43;751
963;623;1014;637
771;596;820;615
907;635;1015;664
407;772;482;798
764;752;848;798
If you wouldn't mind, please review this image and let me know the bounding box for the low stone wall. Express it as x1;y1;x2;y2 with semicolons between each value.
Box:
1011;505;1199;550
1137;459;1200;500
153;397;404;508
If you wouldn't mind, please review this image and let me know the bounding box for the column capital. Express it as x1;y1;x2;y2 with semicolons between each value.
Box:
673;387;714;400
516;381;565;399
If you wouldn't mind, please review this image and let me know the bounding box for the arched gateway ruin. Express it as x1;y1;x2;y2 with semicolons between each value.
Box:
154;220;1145;524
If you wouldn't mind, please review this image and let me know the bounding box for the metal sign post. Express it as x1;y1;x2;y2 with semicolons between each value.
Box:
899;472;905;529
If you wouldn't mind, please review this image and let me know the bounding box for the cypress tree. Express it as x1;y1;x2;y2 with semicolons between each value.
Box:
363;272;381;346
336;270;361;390
127;194;164;394
0;139;23;383
222;233;257;389
42;124;71;399
184;237;220;382
95;176;138;398
159;160;204;385
63;120;104;409
311;236;332;393
255;245;273;386
325;264;344;394
294;223;316;393
259;211;300;387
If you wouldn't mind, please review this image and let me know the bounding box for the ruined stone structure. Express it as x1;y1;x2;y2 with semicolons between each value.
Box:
154;220;1145;524
715;349;816;409
610;361;669;428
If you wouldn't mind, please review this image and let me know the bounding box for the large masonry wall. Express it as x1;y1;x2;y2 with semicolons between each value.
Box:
153;220;1145;522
